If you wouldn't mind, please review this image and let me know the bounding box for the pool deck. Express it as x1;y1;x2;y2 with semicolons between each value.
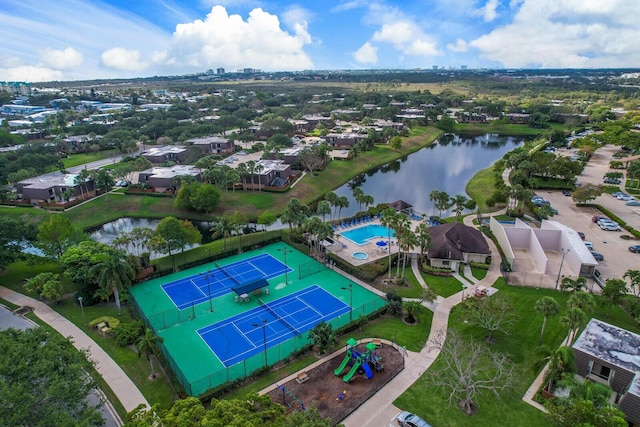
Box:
328;219;423;266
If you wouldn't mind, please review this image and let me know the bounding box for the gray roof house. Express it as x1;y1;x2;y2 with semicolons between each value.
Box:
187;136;234;154
141;145;188;164
138;165;201;190
572;318;640;425
16;171;93;202
427;223;491;271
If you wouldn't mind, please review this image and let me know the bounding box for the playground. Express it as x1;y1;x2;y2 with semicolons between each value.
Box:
266;339;404;425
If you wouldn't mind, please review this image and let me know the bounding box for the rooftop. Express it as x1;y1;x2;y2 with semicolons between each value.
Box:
573;318;640;395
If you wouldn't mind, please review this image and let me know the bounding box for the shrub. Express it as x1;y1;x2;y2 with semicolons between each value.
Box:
88;316;120;330
114;321;144;346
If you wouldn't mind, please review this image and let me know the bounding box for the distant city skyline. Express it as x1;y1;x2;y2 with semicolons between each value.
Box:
1;0;639;83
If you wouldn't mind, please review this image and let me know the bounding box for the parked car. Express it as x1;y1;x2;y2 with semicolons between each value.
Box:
592;215;607;223
583;241;594;250
600;222;622;231
619;195;636;202
531;196;544;203
562;189;572;196
615;193;630;200
603;177;621;184
629;245;640;253
612;192;625;198
577;231;586;240
590;251;604;261
597;218;618;227
396;411;432;427
533;199;550;207
626;200;640;206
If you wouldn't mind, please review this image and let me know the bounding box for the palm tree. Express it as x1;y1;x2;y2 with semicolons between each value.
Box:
398;222;417;281
394;215;411;278
254;163;264;191
415;222;432;262
623;269;640;297
535;296;560;345
316;200;331;223
335;196;349;220
435;191;452;218
246;160;256;192
236;162;248;190
210;216;234;250
567;292;595;313
535;345;576;391
380;208;399;282
560;276;587;292
560;307;587;343
91;250;135;316
324;191;338;221
136;328;164;379
352;187;364;213
451;194;468;221
429;189;440;218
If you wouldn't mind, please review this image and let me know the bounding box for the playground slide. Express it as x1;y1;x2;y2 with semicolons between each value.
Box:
362;362;373;379
333;351;351;376
343;358;361;382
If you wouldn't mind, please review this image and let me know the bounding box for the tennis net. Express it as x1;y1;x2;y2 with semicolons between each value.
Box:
258;298;300;337
215;261;241;286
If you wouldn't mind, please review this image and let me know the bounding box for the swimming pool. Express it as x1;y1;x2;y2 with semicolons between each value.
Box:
341;224;395;246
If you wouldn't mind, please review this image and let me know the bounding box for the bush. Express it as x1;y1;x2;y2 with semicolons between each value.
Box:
114;321;144;346
88;316;120;330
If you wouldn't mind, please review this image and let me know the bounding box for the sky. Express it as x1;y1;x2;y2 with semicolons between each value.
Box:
1;0;640;82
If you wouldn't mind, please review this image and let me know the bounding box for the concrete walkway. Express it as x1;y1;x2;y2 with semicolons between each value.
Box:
0;286;149;415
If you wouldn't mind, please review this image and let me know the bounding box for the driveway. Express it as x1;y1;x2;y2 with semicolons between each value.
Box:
534;145;640;284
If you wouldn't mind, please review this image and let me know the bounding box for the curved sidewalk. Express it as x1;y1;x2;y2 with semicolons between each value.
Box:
0;286;149;414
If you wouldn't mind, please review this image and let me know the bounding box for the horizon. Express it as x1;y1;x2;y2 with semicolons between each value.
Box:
2;1;639;83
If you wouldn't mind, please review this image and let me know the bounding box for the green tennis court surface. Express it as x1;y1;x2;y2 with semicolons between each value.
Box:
130;242;386;396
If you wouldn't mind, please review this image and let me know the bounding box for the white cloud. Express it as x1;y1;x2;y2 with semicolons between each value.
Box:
479;0;500;22
282;6;313;44
40;47;83;70
101;48;148;71
0;65;62;82
353;42;378;64
470;0;640;68
163;6;313;71
371;20;442;58
448;39;469;52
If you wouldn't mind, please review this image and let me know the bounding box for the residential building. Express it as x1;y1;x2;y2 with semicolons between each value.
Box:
16;171;92;202
188;136;234;154
138;165;201;190
573;318;640;426
141;145;188;164
427;222;491;271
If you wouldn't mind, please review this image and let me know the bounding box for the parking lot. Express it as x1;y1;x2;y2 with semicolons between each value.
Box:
534;145;640;284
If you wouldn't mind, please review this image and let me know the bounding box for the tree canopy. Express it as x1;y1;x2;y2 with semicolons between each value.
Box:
0;328;104;426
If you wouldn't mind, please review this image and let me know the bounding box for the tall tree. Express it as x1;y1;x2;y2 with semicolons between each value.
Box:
535;296;560;345
0;328;104;426
91;249;135;316
600;278;628;318
36;215;86;260
136;328;164;379
210;216;234;249
0;216;38;270
623;269;640;297
426;329;515;415
560;307;587;343
151;216;188;272
535;345;576;391
415;222;432;262
380;207;399;282
461;294;516;343
567;292;595;313
316;200;331;223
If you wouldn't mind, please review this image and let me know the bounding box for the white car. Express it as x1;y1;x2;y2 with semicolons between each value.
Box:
597;219;618;227
583;241;594;250
600;223;622;231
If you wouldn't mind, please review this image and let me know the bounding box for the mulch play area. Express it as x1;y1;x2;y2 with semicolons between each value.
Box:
266;341;405;425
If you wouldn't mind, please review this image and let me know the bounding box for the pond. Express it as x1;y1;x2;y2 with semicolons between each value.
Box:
89;133;525;249
333;133;525;218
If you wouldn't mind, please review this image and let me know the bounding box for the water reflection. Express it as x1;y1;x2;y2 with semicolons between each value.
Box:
334;134;524;218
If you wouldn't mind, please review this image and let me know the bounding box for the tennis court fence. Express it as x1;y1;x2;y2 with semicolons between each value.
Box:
297;259;328;280
145;296;387;397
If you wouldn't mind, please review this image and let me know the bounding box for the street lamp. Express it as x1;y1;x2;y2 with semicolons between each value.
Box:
461;284;468;302
200;270;213;312
253;319;268;366
78;296;86;327
555;248;570;290
341;283;353;322
278;246;292;285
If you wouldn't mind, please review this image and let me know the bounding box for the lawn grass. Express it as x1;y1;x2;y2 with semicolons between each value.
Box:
63;150;119;169
470;267;488;281
390;266;425;299
394;278;640;427
0;260;80;295
466;166;505;213
52;300;176;409
420;272;462;297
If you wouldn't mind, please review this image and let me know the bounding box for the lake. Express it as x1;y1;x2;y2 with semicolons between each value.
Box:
89;133;524;245
333;133;524;218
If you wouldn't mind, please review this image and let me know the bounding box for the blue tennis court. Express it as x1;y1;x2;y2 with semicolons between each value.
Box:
161;253;292;310
198;285;350;367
